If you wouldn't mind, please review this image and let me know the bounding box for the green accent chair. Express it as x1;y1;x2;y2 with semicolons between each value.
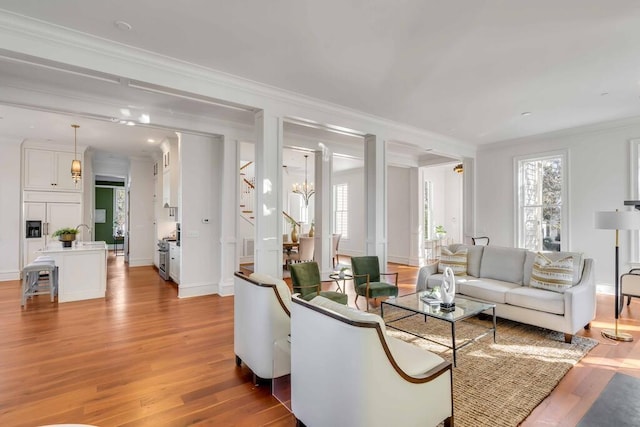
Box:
350;256;399;310
290;262;348;305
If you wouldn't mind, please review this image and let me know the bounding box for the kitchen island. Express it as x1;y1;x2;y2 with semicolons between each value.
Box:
39;241;108;303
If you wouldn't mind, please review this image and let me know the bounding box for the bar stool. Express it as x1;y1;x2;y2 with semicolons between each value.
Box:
22;259;58;307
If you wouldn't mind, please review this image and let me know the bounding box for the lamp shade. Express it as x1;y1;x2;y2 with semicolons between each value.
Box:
594;210;640;230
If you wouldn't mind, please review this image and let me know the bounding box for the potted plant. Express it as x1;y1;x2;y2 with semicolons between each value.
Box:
435;225;447;240
52;227;79;247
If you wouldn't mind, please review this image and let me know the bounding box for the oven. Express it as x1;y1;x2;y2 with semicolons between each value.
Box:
158;240;170;280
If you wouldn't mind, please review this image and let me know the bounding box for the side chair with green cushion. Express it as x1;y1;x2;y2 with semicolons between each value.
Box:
350;256;399;310
289;262;348;305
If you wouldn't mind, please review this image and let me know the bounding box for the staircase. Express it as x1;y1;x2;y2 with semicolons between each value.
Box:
240;161;255;225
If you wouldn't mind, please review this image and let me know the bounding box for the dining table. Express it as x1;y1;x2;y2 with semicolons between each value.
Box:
283;242;299;269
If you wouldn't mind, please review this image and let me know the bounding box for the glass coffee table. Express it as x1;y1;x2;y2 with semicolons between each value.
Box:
381;292;496;367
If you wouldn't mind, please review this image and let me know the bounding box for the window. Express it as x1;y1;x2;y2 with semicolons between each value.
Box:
113;188;126;236
333;183;348;239
516;152;566;251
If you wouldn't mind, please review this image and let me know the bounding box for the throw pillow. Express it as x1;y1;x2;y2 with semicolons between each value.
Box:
438;248;468;276
529;252;574;293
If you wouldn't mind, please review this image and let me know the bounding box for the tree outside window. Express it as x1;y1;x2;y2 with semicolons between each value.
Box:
517;154;565;251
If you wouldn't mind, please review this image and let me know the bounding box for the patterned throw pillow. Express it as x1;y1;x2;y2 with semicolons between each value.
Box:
438;248;468;276
529;252;574;293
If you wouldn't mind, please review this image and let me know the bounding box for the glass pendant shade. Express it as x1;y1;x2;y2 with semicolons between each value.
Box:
70;124;82;185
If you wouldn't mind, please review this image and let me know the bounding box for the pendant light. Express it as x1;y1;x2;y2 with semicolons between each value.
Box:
292;154;315;206
70;124;82;186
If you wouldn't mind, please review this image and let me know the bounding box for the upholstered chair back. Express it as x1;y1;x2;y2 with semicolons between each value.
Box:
351;256;381;285
290;261;321;299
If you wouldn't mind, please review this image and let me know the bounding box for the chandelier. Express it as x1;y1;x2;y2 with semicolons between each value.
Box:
292;154;315;206
70;124;82;186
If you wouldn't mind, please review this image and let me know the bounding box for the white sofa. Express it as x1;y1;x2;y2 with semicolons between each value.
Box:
233;272;291;383
291;295;453;427
418;244;595;343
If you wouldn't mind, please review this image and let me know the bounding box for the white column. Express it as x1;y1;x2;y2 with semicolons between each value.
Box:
408;166;424;266
254;110;284;278
364;134;387;267
314;149;334;276
219;136;238;295
462;157;475;244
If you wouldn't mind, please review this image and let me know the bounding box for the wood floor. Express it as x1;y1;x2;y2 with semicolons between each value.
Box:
1;254;639;426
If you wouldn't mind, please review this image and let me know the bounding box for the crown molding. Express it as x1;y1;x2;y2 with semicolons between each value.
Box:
0;9;476;158
479;114;640;151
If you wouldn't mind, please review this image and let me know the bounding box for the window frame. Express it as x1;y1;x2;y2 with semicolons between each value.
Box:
514;149;569;251
333;182;349;239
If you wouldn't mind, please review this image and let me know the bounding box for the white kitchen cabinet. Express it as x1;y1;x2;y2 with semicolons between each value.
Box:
23;198;82;265
24;148;81;191
161;137;179;208
169;242;180;284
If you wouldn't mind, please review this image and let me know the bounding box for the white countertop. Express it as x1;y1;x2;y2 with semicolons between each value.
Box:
40;241;108;253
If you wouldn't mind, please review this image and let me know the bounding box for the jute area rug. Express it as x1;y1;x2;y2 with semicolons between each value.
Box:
373;306;598;427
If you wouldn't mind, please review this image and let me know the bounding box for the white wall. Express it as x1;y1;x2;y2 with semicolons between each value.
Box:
333;168;365;257
477;121;640;285
387;166;411;263
0;139;21;280
422;164;463;243
179;134;222;297
128;158;155;267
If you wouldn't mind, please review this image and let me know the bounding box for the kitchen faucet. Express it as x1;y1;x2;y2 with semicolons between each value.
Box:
75;224;92;245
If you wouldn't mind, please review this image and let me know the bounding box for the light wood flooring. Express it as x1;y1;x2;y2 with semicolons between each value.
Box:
1;254;639;426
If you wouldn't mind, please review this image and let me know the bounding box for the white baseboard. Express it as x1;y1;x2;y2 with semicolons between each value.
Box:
0;270;20;282
239;255;253;264
218;276;235;296
178;281;219;298
388;255;410;265
128;258;153;267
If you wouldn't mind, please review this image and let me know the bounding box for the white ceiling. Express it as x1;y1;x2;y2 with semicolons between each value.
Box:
1;0;640;146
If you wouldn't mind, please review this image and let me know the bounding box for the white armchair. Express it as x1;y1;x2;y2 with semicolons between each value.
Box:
621;268;640;309
234;272;291;384
291;295;453;427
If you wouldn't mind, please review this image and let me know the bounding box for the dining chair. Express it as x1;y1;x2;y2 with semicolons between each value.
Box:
332;233;342;267
288;236;314;264
471;236;490;246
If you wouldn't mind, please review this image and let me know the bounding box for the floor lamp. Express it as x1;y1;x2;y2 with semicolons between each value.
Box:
595;209;640;342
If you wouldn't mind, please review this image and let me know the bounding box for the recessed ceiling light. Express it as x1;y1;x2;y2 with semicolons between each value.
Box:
139;114;150;124
147;138;156;143
114;20;132;31
521;112;532;117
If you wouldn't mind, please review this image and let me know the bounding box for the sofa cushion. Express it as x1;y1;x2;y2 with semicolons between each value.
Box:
449;244;484;277
529;253;575;293
456;278;521;304
249;272;291;310
524;250;584;286
438;248;468;275
505;286;565;315
479;246;526;284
